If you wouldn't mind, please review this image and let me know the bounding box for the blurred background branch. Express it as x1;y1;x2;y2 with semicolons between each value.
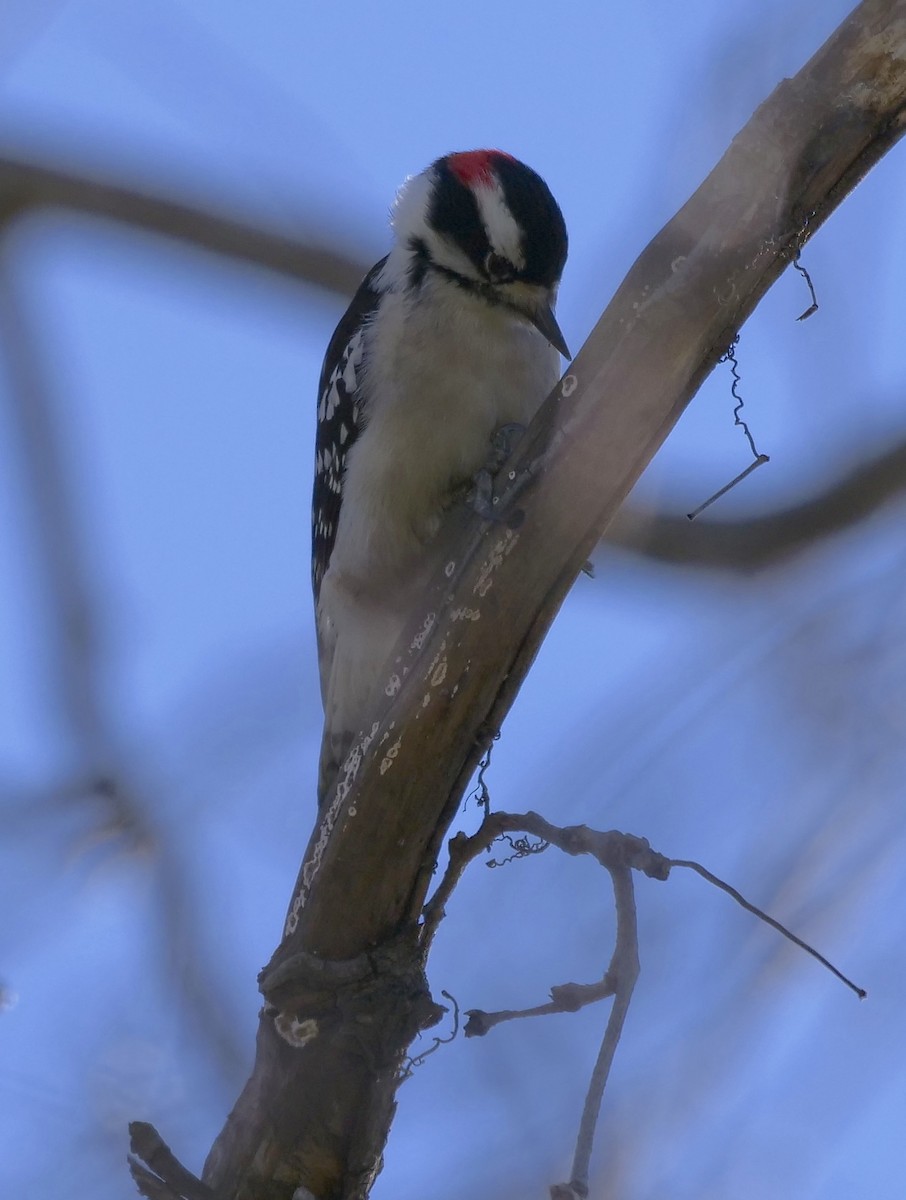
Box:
608;432;906;569
0;156;369;295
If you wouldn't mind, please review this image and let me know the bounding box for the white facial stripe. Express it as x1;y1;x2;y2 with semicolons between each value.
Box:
473;180;525;270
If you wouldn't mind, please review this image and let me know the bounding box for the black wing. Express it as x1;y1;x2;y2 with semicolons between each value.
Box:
312;257;387;601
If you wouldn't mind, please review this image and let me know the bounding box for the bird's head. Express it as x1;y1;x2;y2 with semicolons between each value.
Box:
388;149;570;358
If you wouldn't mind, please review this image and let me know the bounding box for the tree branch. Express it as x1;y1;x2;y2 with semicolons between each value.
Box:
176;4;906;1197
447;817;650;1200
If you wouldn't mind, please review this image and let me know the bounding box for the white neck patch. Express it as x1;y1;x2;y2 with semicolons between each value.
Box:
390;168;432;247
386;165;481;286
379;168;434;290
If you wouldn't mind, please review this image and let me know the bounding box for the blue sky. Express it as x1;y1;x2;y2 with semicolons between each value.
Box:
1;2;904;1198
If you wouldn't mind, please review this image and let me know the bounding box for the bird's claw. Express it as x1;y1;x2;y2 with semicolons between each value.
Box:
488;422;526;470
470;422;530;527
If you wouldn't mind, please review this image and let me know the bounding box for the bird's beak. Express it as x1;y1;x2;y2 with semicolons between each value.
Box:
529;299;571;359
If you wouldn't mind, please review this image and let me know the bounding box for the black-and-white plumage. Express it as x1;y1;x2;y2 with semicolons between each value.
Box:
313;150;568;801
312;259;385;599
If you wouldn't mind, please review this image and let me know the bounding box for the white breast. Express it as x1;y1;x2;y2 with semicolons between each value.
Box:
331;273;559;583
316;272;559;792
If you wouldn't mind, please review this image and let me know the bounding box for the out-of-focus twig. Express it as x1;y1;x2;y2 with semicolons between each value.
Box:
0;154;369;297
0;265;111;757
0;266;248;1087
608;435;906;570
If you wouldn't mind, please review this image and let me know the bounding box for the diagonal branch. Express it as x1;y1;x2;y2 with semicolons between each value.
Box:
190;4;906;1198
289;0;906;958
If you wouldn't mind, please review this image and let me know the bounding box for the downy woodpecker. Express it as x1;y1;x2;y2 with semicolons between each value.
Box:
313;150;569;800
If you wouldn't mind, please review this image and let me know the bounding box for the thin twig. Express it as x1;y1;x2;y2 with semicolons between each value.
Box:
465;976;617;1037
468;732;499;814
421;813;669;945
424;813;654;1196
793;251;820;320
687;336;771;520
723;335;765;461
686;453;770;520
431;810;864;1200
671;859;866;998
566;865;639;1198
400;990;460;1079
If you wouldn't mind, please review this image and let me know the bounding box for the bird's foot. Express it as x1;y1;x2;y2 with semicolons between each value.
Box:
471;423;531;527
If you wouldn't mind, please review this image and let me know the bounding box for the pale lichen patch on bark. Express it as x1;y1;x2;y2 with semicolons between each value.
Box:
450;605;481;622
274;1014;319;1049
430;658;448;687
285;721;381;935
410;612;436;652
379;736;402;775
474;528;520;597
384;672;402;697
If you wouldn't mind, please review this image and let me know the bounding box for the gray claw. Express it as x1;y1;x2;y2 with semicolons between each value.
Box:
488;422;526;471
469;422;531;527
471;468;495;520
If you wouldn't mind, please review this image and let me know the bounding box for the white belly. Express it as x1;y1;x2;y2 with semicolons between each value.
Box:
317;275;560;793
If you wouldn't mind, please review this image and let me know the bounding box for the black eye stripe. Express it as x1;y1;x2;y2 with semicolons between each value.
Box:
428;162;491;271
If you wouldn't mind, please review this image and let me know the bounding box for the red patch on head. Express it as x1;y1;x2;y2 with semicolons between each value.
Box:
446;149;516;187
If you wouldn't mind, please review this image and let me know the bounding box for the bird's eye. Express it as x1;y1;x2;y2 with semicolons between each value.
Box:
484;252;515;282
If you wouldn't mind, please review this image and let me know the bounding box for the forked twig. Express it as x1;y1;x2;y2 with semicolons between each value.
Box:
563;864;638;1199
424;808;865;1197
